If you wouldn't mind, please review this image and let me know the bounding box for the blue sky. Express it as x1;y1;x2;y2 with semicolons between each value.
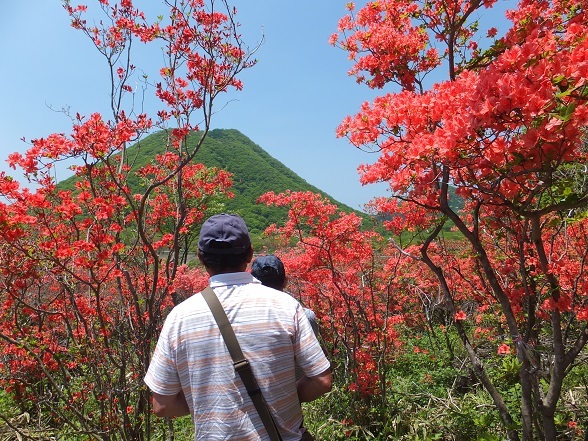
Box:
0;1;511;211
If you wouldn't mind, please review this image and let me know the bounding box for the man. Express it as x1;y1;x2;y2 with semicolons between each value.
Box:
144;213;332;441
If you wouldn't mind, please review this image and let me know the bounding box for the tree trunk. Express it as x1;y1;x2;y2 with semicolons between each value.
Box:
464;334;520;441
519;358;534;440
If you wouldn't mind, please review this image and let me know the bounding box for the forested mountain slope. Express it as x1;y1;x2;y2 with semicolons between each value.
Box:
59;128;368;236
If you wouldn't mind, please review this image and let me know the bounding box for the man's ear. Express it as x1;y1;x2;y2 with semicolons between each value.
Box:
246;246;254;263
282;275;288;291
198;251;214;276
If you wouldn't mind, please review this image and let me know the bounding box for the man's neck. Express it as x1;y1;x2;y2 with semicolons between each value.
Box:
207;266;248;276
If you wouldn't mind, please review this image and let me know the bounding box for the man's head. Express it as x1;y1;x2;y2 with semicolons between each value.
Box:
197;213;253;274
251;254;286;290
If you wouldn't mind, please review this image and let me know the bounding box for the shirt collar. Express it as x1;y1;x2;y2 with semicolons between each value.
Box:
209;271;260;288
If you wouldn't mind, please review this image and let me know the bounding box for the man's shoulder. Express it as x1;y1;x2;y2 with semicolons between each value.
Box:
169;291;209;318
258;285;299;302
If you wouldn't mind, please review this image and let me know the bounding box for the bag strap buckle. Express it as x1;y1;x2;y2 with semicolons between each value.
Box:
233;359;250;372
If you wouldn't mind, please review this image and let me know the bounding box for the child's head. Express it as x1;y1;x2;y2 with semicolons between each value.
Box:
251;255;286;290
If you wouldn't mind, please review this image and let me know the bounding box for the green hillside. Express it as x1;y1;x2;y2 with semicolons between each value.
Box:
59;128;369;238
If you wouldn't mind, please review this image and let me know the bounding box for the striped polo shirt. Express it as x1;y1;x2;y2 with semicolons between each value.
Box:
144;272;330;441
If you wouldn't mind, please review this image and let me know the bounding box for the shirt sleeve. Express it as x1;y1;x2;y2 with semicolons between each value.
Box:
303;307;319;336
293;303;330;378
144;309;182;395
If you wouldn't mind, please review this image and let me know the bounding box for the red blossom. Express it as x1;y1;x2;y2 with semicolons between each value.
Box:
454;310;467;321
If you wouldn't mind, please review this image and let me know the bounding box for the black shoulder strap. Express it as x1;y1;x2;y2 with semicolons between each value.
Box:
202;286;284;441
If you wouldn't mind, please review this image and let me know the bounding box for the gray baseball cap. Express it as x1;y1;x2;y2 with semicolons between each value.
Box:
198;214;251;255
